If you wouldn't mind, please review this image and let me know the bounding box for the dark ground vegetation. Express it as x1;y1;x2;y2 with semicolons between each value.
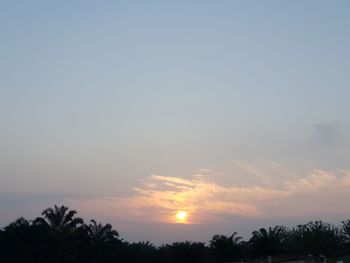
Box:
1;205;350;263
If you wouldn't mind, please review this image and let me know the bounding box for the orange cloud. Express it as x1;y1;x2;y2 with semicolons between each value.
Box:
71;166;350;225
284;170;337;194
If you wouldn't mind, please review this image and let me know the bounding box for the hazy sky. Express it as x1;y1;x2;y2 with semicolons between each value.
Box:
1;1;350;244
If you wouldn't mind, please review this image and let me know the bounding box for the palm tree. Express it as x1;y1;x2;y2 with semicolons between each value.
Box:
33;205;84;262
210;232;242;262
79;220;120;263
32;205;85;262
85;219;119;244
249;226;288;257
33;205;84;231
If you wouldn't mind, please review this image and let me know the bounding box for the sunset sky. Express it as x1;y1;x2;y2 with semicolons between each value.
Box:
1;1;350;244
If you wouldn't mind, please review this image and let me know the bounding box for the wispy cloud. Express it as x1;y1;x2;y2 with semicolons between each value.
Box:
312;121;346;148
199;168;212;173
284;170;336;194
71;165;350;225
232;160;275;186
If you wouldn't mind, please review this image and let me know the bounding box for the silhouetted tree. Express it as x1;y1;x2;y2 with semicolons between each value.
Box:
341;219;350;253
158;241;209;263
125;241;158;263
291;221;343;256
210;232;242;262
81;219;121;263
85;219;119;244
33;205;84;231
249;226;289;257
1;217;33;262
2;205;350;263
32;205;86;263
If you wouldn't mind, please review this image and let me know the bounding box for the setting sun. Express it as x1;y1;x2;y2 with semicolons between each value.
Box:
175;210;188;223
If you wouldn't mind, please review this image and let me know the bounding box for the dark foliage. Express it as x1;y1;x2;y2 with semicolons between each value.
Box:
209;232;243;262
248;226;290;257
0;205;349;263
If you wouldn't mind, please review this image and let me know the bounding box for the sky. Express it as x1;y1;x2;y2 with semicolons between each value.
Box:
1;0;350;244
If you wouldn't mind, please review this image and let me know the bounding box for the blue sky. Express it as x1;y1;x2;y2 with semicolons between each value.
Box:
1;1;350;243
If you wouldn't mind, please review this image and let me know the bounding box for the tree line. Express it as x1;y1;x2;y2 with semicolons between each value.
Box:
1;205;350;263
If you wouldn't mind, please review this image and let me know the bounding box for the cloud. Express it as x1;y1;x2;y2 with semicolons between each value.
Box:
284;170;337;194
71;166;350;225
199;168;212;173
232;160;274;186
340;171;350;186
129;175;262;223
312;122;345;148
314;122;342;136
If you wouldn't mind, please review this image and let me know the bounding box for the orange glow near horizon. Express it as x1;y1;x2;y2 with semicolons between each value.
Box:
175;210;188;223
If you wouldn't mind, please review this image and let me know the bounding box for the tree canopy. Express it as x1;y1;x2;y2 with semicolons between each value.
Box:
0;205;349;263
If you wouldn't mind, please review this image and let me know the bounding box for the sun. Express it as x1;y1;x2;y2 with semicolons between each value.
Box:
175;210;188;223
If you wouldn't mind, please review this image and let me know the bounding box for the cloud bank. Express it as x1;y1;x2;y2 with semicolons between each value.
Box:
71;166;350;225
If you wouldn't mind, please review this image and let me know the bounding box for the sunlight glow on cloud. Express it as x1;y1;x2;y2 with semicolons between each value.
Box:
284;170;337;193
130;174;261;223
72;165;350;225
